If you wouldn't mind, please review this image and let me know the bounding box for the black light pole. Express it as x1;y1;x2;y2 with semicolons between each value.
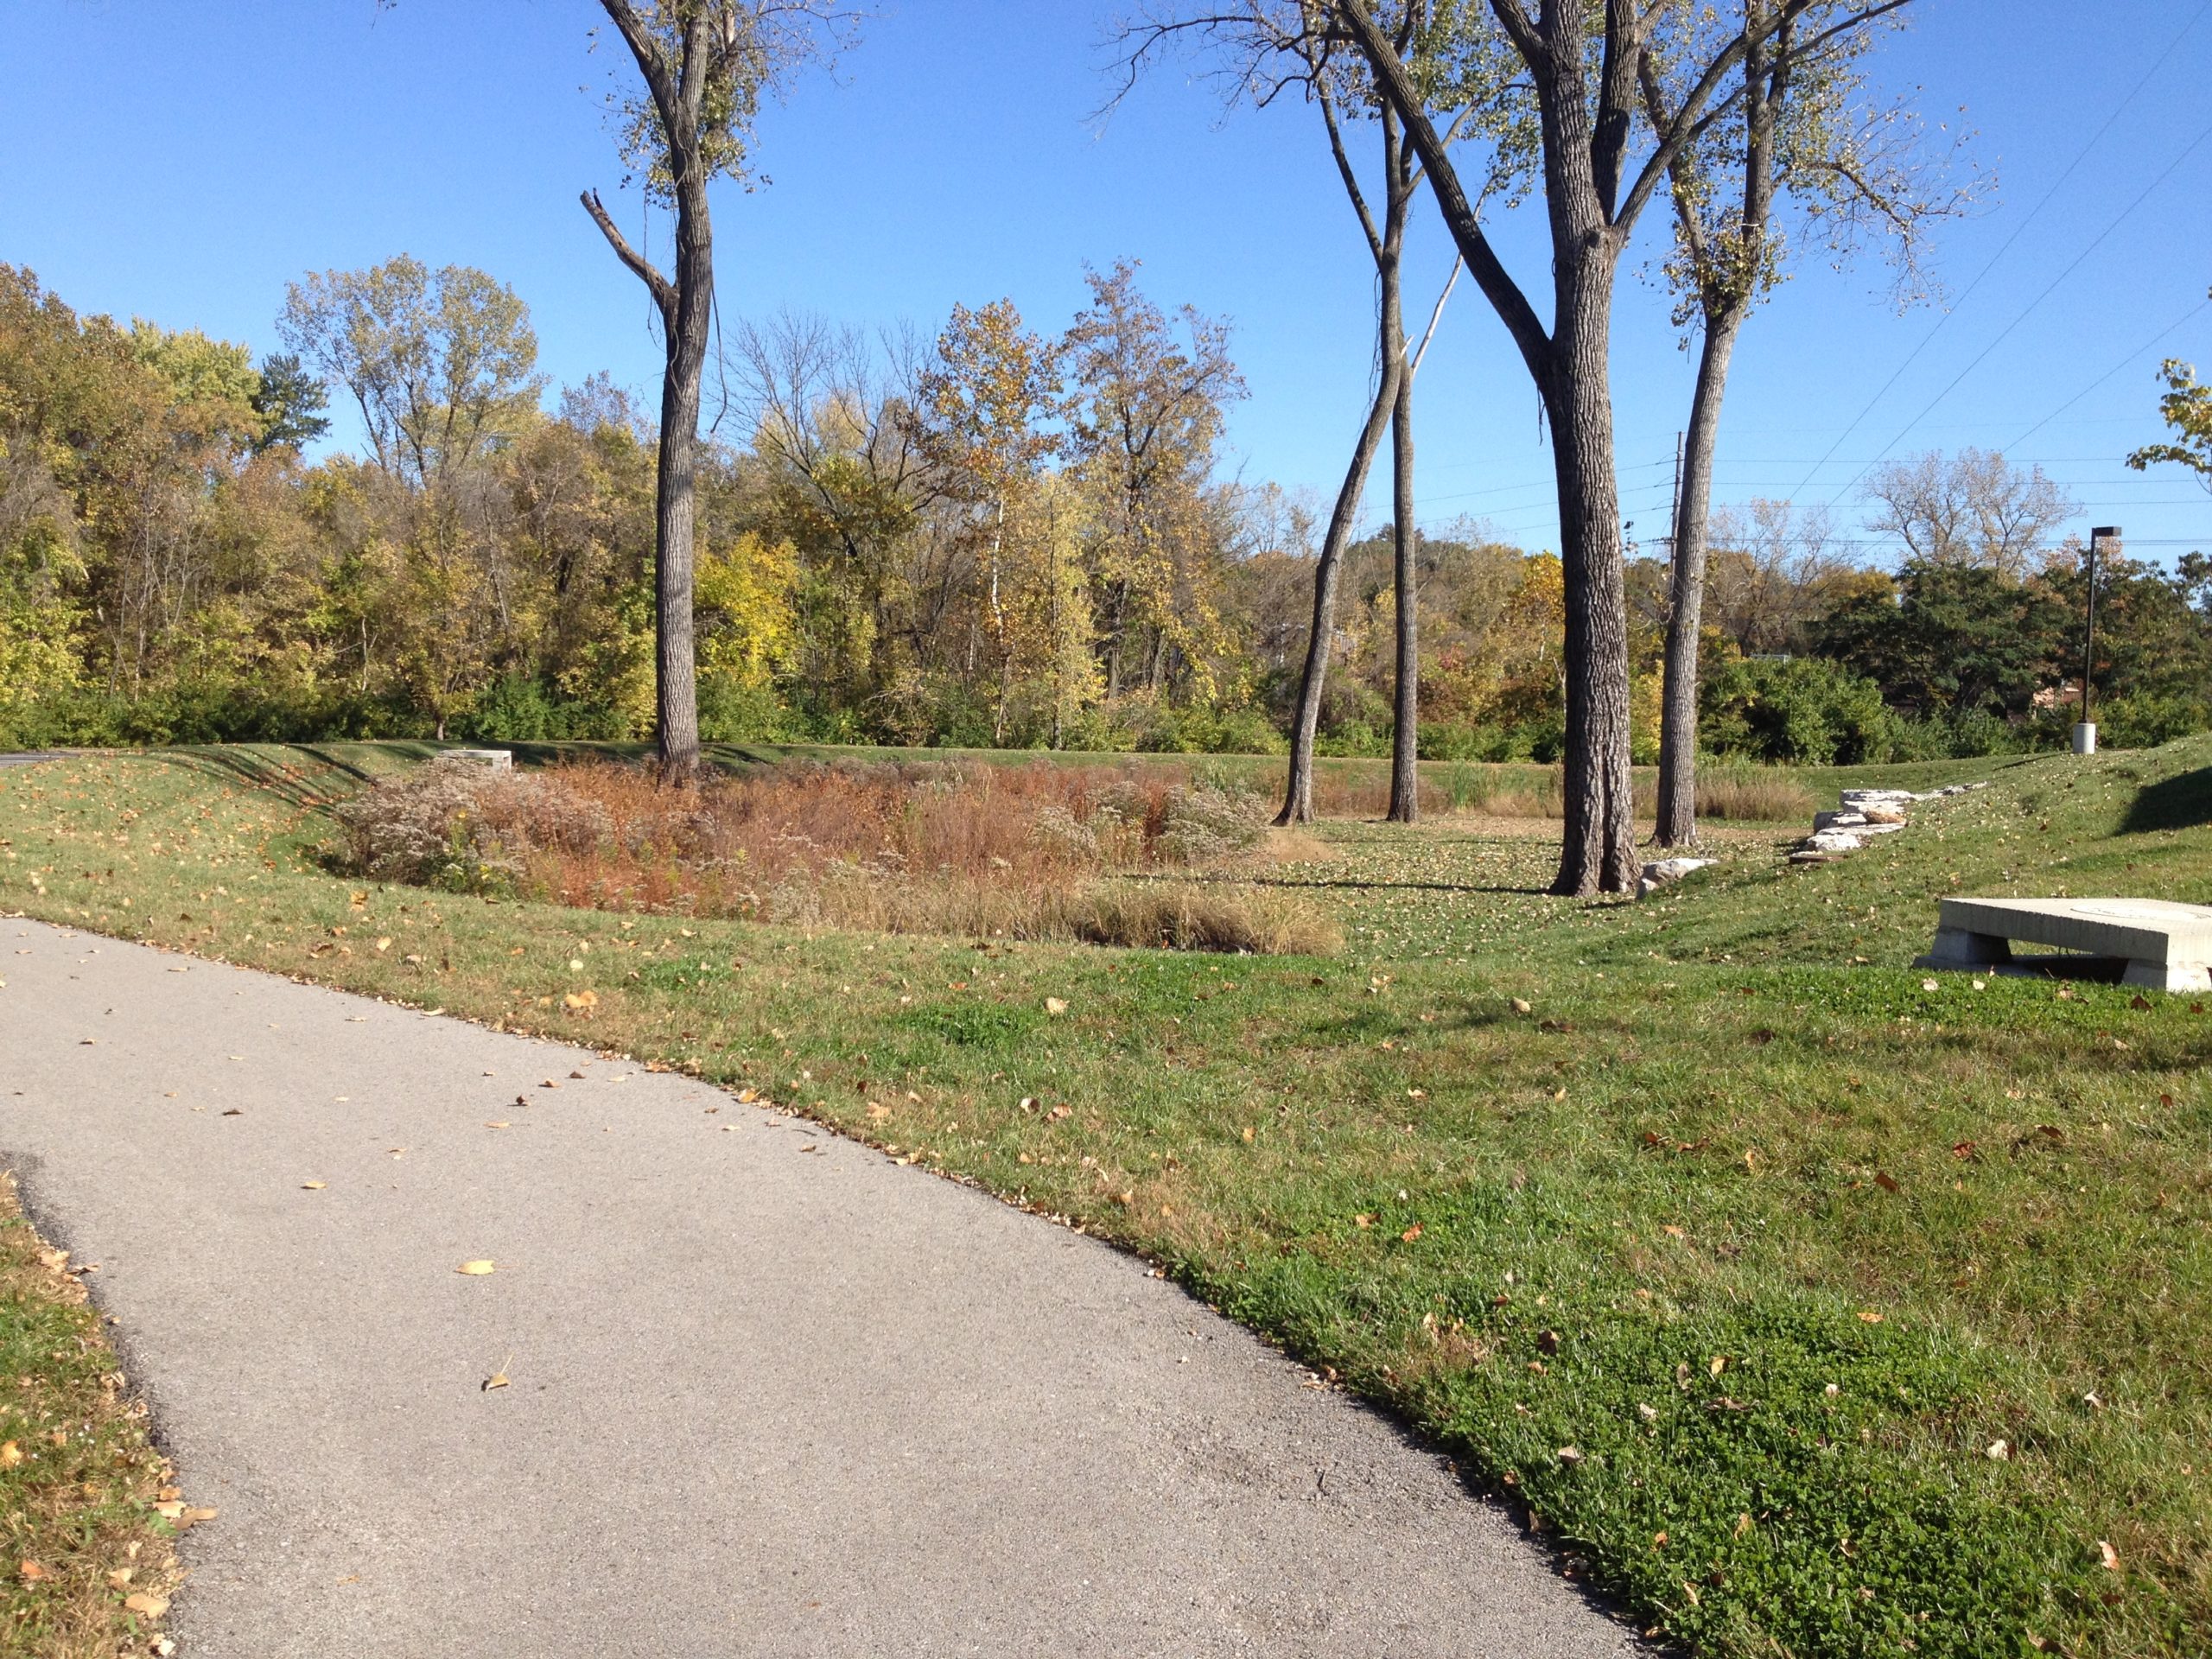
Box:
2078;526;2120;753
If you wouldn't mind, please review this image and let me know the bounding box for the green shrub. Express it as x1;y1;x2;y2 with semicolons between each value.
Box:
1700;656;1892;766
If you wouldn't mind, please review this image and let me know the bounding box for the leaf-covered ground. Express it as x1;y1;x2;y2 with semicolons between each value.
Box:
0;1175;181;1656
2;741;2209;1657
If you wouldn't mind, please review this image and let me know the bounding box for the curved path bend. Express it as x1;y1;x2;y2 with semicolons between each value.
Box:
0;918;1637;1658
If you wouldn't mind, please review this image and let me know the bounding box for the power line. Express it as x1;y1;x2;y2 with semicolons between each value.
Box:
2004;296;2212;450
1830;112;2212;500
1777;0;2212;505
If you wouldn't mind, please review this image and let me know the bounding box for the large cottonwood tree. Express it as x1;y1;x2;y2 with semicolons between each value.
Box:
1648;0;1967;847
582;0;859;778
1335;0;1911;893
1113;2;1473;825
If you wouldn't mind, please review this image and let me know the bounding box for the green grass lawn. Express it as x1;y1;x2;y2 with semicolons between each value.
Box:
3;741;2209;1656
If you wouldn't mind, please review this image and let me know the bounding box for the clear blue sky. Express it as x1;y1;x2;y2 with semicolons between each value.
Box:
4;0;2209;563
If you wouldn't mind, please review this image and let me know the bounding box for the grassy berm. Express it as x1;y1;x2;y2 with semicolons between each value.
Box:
3;739;2209;1658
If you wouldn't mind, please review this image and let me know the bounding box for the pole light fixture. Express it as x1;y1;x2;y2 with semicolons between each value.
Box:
2075;526;2120;755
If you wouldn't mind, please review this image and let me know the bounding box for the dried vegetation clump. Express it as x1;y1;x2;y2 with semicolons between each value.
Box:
334;756;1337;955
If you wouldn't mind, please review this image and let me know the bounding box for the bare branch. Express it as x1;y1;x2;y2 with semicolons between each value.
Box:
579;188;677;325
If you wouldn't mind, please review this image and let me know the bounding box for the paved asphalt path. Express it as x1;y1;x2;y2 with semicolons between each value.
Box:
0;918;1638;1657
0;752;69;768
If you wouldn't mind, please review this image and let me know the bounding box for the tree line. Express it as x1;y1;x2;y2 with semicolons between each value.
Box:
6;0;2211;897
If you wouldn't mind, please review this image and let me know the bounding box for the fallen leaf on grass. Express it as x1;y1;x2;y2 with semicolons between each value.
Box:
9;1562;35;1586
1354;1213;1375;1229
1400;1223;1423;1242
124;1592;168;1618
374;938;392;954
1044;997;1068;1016
2099;1540;2121;1571
563;991;598;1011
455;1261;496;1276
0;1442;18;1469
1874;1171;1901;1193
1510;998;1532;1015
1857;1310;1885;1324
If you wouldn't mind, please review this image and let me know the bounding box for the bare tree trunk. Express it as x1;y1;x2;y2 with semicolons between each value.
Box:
1654;310;1743;848
1277;354;1402;825
1385;342;1420;823
1546;270;1642;898
582;2;707;783
650;187;709;779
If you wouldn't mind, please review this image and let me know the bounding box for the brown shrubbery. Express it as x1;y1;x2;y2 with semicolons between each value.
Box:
334;756;1338;955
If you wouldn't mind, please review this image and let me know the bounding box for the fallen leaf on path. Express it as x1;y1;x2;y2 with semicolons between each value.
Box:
483;1356;512;1392
301;1181;327;1191
485;1122;510;1130
455;1261;496;1276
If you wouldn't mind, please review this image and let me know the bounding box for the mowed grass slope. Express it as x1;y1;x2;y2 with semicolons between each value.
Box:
2;741;2209;1657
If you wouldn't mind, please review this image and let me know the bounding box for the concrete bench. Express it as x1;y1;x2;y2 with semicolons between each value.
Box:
1915;896;2212;993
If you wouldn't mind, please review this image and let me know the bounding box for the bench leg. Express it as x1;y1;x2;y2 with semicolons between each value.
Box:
2121;959;2212;995
1917;928;2013;969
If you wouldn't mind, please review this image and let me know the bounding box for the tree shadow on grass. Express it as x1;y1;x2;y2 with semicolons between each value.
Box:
148;743;436;810
2122;766;2212;833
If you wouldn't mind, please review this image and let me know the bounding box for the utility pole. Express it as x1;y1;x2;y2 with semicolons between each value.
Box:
2075;525;2119;755
1668;430;1684;555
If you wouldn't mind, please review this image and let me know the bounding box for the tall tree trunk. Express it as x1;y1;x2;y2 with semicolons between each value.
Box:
1386;340;1420;823
1545;267;1642;897
582;2;709;783
652;176;709;779
1276;353;1402;825
1653;310;1743;848
1338;0;1650;894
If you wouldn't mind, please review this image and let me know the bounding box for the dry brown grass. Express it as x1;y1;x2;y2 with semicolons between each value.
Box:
0;1175;179;1658
335;756;1335;955
1694;771;1818;822
1077;881;1342;955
